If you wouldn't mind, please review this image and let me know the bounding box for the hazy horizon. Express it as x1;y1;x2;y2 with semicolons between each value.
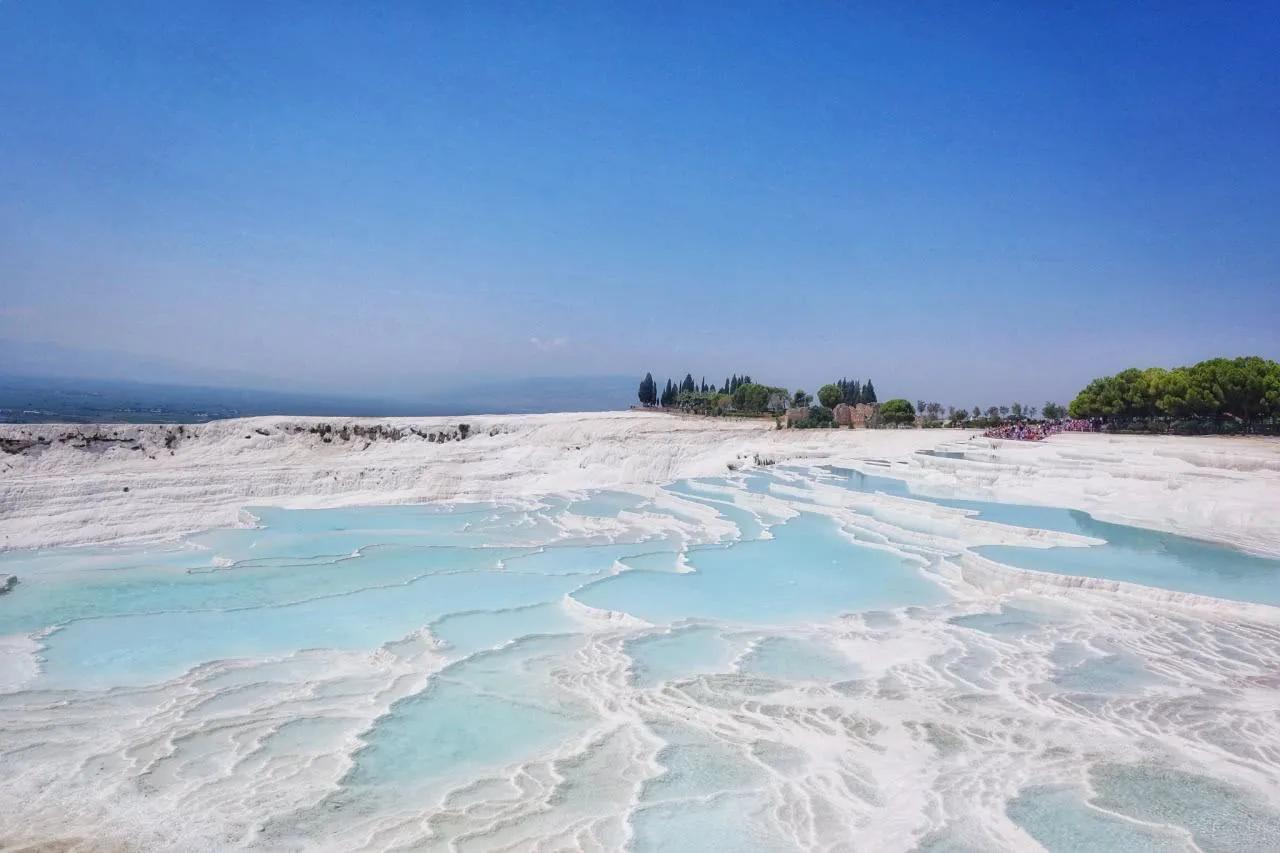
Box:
2;335;1206;412
3;4;1277;407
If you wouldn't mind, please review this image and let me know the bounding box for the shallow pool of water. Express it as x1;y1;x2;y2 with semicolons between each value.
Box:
825;466;1280;605
1;473;1276;851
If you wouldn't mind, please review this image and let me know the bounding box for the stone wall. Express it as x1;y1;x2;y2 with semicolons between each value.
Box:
785;407;810;426
834;402;876;427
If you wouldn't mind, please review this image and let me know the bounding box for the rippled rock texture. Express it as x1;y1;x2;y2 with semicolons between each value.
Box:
2;463;1279;851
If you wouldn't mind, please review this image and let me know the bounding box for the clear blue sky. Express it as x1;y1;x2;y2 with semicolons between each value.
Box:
2;2;1277;406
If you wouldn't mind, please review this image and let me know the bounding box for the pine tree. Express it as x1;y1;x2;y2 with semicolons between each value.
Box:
862;380;877;404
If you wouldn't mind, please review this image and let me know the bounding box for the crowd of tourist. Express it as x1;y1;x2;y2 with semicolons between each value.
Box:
983;419;1096;441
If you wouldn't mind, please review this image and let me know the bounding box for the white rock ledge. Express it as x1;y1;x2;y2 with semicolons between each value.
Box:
2;411;1278;555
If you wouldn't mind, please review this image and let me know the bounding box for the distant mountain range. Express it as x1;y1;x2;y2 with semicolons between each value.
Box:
0;337;638;422
0;373;637;424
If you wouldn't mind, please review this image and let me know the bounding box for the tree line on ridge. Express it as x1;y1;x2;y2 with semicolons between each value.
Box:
637;372;877;421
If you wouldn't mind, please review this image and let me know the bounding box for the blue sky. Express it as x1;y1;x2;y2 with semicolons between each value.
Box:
2;2;1277;406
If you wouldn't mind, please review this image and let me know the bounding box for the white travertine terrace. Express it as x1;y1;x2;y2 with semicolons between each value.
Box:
3;411;1278;555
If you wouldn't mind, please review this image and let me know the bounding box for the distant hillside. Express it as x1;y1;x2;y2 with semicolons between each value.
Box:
0;375;637;424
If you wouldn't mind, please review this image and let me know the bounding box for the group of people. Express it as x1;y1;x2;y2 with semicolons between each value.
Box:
983;419;1096;441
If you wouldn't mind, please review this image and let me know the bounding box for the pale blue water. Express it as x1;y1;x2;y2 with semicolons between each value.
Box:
1087;763;1280;851
825;466;1280;605
431;602;580;658
738;635;860;682
981;532;1280;606
625;625;745;688
618;549;687;573
345;634;595;788
0;543;518;636
574;511;944;625
1;473;1277;851
567;490;652;518
633;721;790;851
501;542;669;576
665;479;767;540
949;602;1062;637
1006;785;1191;852
1049;643;1166;694
42;564;586;688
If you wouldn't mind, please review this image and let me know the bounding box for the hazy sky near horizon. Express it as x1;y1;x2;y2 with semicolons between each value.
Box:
3;2;1278;405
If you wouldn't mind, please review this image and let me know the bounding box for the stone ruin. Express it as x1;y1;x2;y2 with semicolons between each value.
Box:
834;402;877;428
784;406;810;426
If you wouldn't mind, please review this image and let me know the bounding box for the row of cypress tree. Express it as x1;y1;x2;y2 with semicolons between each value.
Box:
833;378;877;405
637;372;757;407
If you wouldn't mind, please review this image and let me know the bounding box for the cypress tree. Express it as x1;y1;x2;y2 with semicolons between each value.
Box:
638;372;656;406
862;379;877;404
